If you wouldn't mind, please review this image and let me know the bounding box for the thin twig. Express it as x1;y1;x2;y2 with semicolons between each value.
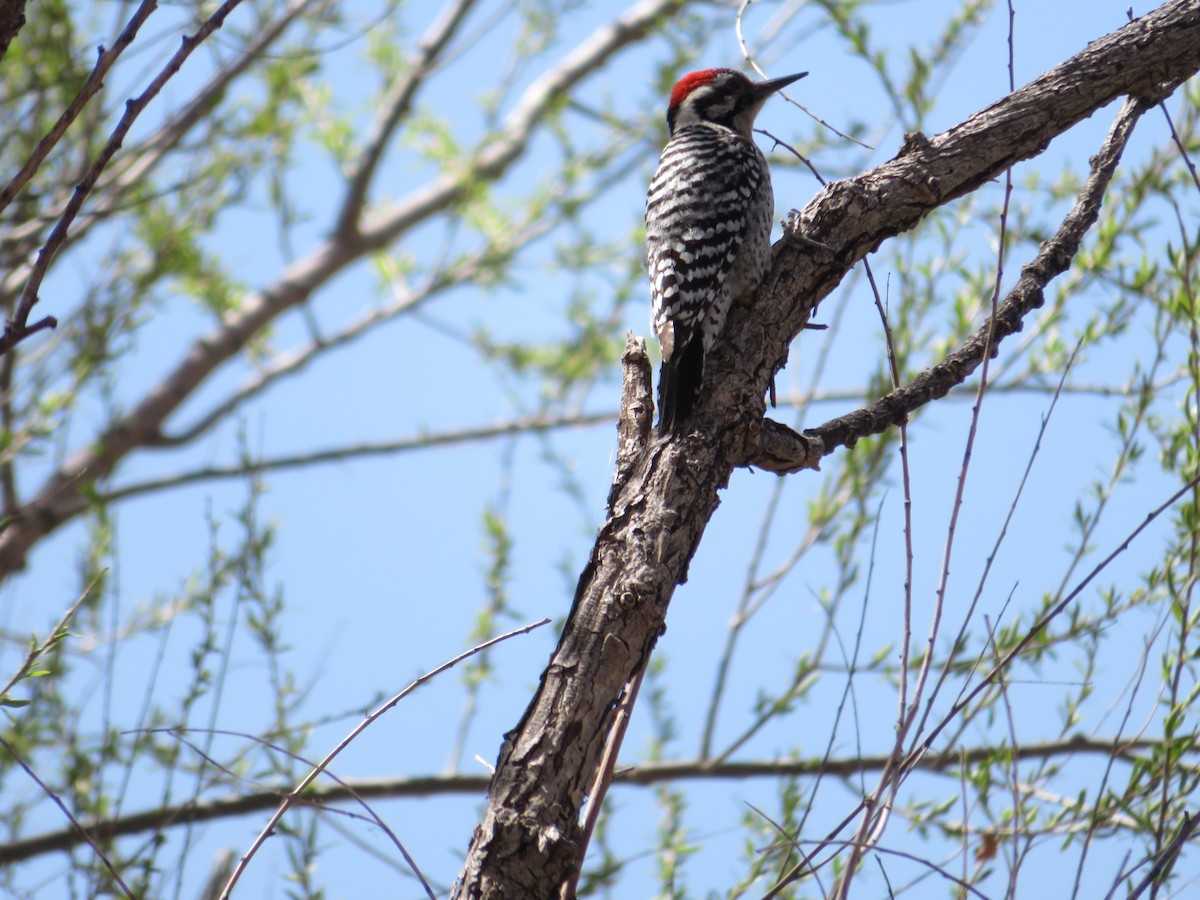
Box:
218;617;550;899
907;474;1200;785
736;0;872;149
0;0;159;218
0;576;99;701
927;340;1083;747
161;727;426;891
334;0;481;237
832;260;912;900
1126;812;1200;899
12;0;248;352
563;664;648;900
766;472;1200;898
0;734;133;897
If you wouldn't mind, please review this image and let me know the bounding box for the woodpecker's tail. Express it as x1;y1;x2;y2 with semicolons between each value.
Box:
656;337;705;435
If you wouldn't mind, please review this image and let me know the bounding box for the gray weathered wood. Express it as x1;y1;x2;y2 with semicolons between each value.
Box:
452;3;1200;896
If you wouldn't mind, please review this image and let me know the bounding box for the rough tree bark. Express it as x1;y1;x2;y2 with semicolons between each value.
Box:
0;0;25;63
452;2;1200;896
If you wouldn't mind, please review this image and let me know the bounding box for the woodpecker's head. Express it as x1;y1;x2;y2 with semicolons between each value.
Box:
666;68;806;138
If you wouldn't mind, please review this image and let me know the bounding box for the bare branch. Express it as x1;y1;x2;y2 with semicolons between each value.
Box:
0;735;1176;868
454;5;1200;895
219;617;549;899
334;0;482;238
0;0;689;579
734;1;1199;463
0;0;158;219
98;411;614;505
1126;811;1200;899
3;0;248;363
0;0;325;269
99;0;324;201
804;93;1154;459
0;314;56;358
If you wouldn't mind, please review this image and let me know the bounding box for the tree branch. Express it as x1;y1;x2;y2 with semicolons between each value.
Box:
0;0;689;579
0;0;158;219
738;1;1198;469
452;3;1200;895
333;0;481;239
770;91;1152;470
0;735;1173;867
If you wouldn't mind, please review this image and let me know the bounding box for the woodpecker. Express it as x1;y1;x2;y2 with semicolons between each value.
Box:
645;67;805;435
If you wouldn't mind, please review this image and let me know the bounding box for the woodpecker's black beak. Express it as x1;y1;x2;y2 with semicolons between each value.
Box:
753;71;807;100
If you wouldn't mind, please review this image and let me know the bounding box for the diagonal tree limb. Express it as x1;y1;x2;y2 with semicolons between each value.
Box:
333;0;482;239
0;0;159;219
734;0;1199;471
0;0;688;579
2;0;248;364
749;91;1157;473
452;3;1200;896
0;1;323;305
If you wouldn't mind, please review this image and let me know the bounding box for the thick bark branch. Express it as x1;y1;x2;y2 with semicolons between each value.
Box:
735;0;1199;467
453;3;1200;896
762;92;1152;470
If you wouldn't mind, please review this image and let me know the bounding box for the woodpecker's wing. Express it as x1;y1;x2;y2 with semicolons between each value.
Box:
645;125;766;362
645;125;767;432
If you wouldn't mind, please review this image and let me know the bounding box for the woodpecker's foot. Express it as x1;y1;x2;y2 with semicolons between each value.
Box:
796;234;835;253
782;210;835;254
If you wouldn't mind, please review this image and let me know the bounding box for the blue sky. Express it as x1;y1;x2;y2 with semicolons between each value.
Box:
1;0;1196;896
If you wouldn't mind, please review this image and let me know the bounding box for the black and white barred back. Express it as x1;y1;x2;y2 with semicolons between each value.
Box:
646;124;772;433
644;68;805;435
